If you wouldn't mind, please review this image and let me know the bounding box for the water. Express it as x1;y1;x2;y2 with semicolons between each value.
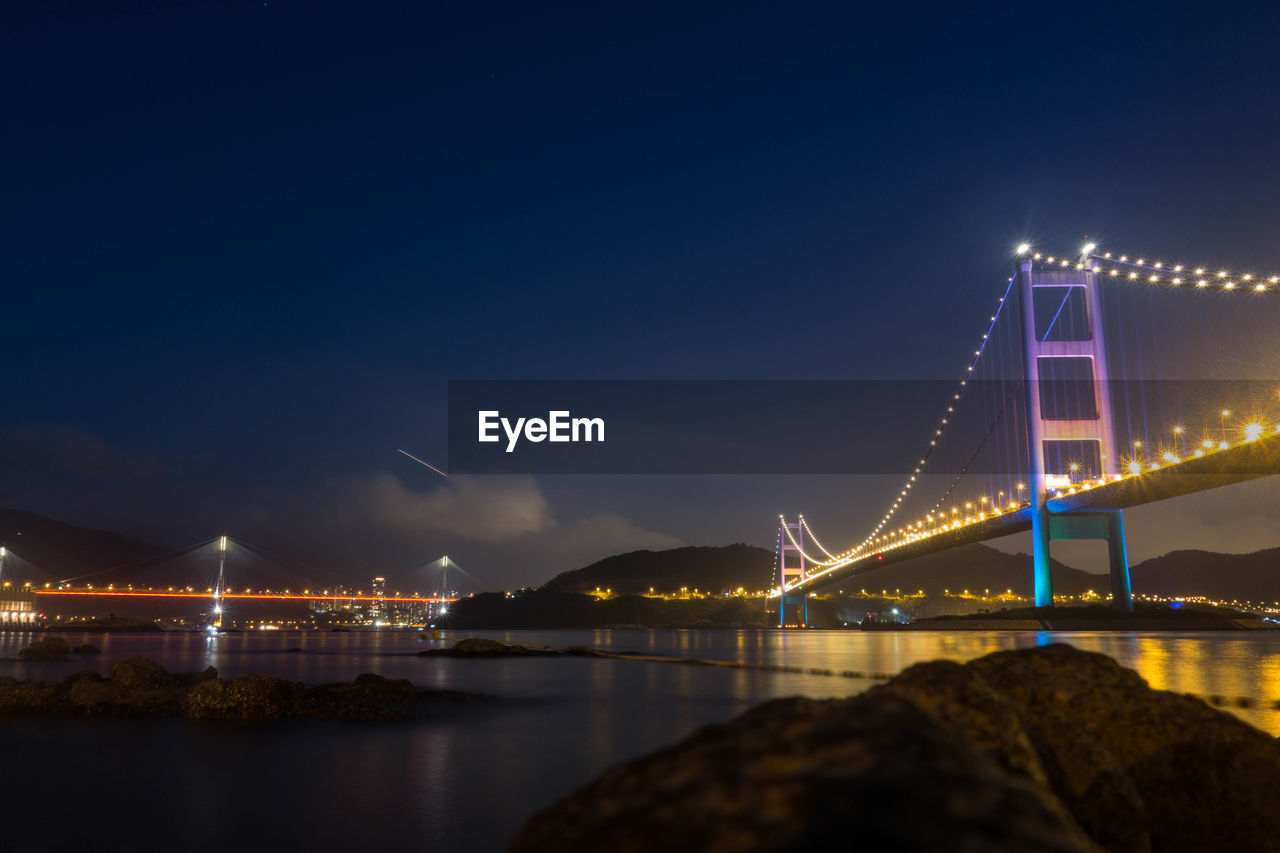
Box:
2;628;1278;851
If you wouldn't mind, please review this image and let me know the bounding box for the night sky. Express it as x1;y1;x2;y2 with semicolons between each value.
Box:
4;2;1279;590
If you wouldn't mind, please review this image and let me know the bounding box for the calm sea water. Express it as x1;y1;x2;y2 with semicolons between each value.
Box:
1;628;1277;851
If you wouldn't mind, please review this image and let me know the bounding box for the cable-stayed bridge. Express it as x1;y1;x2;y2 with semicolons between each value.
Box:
775;244;1280;625
0;537;467;630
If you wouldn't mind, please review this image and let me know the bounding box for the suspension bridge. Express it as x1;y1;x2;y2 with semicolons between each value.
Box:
774;243;1280;626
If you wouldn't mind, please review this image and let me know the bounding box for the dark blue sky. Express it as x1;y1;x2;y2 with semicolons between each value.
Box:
4;2;1279;588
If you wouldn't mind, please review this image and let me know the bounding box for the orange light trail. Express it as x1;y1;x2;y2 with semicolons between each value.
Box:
34;591;455;603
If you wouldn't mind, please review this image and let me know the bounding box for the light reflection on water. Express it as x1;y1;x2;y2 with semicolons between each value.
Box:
0;628;1277;851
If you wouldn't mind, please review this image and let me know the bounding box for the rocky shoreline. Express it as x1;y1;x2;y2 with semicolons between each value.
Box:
865;616;1276;631
0;654;479;721
510;643;1280;852
874;604;1278;631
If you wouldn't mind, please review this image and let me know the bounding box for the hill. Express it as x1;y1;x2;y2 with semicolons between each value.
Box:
542;544;774;595
541;540;1280;606
0;508;167;583
1131;547;1280;604
539;542;1112;598
830;544;1104;597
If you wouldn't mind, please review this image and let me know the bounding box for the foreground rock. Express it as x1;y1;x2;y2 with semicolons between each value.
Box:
511;644;1280;853
0;658;477;720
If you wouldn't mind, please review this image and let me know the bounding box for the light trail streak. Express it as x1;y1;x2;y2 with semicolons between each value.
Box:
397;448;448;477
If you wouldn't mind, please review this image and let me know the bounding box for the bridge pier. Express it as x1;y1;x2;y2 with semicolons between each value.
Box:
779;592;809;627
1044;509;1133;613
778;517;807;627
1031;505;1053;607
1107;510;1133;613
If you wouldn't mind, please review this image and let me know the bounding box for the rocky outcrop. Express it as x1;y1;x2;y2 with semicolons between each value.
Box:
18;636;69;660
185;671;420;720
0;658;475;720
420;637;559;657
510;644;1280;853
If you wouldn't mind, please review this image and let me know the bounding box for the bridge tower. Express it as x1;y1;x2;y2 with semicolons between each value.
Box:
1017;252;1132;612
778;517;808;627
212;534;228;629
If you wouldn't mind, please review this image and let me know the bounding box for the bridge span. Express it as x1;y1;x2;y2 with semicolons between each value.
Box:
775;243;1280;624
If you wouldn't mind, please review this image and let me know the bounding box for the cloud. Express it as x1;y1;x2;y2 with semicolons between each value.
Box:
552;512;683;555
335;472;555;541
0;425;164;478
331;473;683;582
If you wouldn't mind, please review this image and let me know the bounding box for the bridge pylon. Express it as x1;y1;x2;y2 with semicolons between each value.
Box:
777;516;808;627
211;534;228;630
1016;254;1132;612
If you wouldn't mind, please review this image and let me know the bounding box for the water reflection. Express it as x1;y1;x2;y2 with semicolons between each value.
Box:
1;628;1278;852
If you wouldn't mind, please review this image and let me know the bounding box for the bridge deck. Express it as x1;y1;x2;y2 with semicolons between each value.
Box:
793;431;1280;592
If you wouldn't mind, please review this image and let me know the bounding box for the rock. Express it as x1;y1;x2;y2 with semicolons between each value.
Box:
875;655;1147;851
183;671;421;721
18;636;69;660
307;673;418;720
183;674;308;721
111;658;176;689
511;643;1280;853
0;658;455;721
512;692;1098;852
0;677;63;714
172;666;219;687
63;670;103;686
71;644;102;654
419;637;557;657
451;637;511;656
352;672;416;700
64;663;184;715
962;644;1280;852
